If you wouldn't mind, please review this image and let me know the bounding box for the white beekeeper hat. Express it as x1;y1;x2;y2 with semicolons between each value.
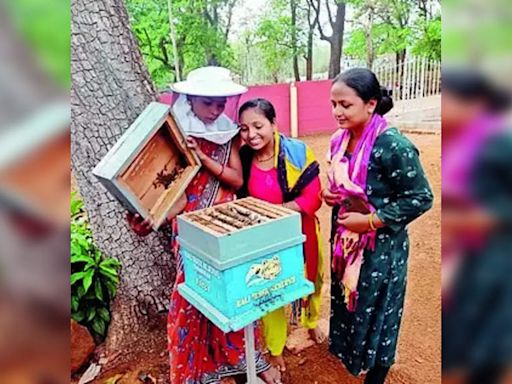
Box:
170;66;247;97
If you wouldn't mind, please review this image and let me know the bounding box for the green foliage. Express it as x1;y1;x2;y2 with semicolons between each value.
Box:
377;24;412;56
255;16;294;82
4;0;70;88
344;29;367;59
126;0;236;89
443;0;512;62
126;0;175;89
175;1;235;75
412;16;441;61
345;24;411;60
71;192;120;340
344;0;440;62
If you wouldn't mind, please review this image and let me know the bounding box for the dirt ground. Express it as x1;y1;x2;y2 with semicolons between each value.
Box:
91;131;441;384
279;132;441;384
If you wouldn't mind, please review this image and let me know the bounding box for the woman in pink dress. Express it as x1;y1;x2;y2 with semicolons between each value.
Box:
237;98;325;374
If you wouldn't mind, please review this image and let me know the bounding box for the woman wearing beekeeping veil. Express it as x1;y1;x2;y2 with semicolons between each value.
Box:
127;67;281;384
171;67;243;146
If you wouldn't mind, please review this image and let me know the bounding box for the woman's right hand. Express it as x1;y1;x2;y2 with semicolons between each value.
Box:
186;136;207;162
126;212;153;237
321;188;341;207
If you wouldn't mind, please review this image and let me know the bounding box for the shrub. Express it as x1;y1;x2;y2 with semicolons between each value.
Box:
71;192;120;340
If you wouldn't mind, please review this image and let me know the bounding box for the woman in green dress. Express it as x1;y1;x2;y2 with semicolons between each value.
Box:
442;69;512;384
321;68;433;383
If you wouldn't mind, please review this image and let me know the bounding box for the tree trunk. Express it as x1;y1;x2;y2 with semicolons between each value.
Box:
167;0;181;81
71;0;175;363
207;55;220;66
328;2;346;79
291;0;301;81
305;30;313;80
292;51;300;82
365;7;374;70
396;49;406;99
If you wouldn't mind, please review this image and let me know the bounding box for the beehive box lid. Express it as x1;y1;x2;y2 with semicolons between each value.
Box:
93;102;176;179
93;102;200;229
177;197;305;269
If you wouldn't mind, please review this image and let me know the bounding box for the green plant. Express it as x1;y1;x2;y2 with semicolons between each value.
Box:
71;192;120;340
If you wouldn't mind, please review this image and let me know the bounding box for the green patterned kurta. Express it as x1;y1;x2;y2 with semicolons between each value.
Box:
443;132;512;371
329;127;434;376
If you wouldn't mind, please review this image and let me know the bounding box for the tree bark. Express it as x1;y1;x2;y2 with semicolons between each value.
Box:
365;6;374;70
71;0;175;361
291;0;301;81
327;2;346;78
305;30;313;80
167;0;181;81
396;49;406;98
304;0;318;80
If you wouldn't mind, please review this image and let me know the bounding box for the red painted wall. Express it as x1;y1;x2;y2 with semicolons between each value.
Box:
239;83;291;136
159;79;336;137
296;80;334;136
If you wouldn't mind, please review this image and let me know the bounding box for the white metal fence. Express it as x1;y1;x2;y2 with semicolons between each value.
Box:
372;57;441;101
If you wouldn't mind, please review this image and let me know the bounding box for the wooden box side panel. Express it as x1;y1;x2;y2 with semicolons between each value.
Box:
146;113;201;227
95;174;144;216
176;219;222;258
177;243;314;331
224;243;306;316
101;110;201;229
150;164;200;228
117;126;184;211
164;115;200;167
181;249;229;316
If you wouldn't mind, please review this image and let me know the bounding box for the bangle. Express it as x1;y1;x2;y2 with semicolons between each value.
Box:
217;164;225;177
368;212;377;231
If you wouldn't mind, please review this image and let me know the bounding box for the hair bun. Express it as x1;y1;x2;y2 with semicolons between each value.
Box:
380;86;392;98
488;87;511;113
375;87;394;116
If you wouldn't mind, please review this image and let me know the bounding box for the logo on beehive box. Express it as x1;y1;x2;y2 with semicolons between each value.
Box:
245;255;281;287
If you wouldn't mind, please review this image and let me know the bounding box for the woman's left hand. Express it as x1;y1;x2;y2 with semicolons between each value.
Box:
337;212;370;233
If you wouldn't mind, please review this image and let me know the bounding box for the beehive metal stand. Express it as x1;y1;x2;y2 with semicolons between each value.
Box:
176;197;315;383
245;323;257;384
93;102;200;229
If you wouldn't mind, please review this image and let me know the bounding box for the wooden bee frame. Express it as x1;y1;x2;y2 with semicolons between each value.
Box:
185;198;291;235
93;102;200;229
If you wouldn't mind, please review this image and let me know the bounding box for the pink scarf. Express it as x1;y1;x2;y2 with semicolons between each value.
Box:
442;114;505;303
328;114;388;311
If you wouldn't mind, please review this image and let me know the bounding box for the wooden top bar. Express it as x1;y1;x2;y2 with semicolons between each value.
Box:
181;197;295;235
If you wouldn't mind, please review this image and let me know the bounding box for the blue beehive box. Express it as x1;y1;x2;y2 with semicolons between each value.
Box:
92;102;201;230
177;197;314;332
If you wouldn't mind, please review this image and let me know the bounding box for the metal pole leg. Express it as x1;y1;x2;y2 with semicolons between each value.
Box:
244;323;258;384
